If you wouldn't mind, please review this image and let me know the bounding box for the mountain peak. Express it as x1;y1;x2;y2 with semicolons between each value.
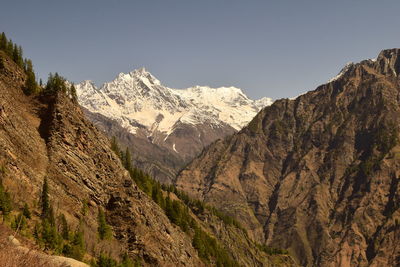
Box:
129;67;161;86
76;68;272;134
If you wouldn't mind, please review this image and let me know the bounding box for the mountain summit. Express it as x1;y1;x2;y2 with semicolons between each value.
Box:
76;68;272;134
75;69;272;182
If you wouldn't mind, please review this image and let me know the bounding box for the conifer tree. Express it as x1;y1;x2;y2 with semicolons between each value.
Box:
60;214;69;240
6;39;13;56
0;32;6;50
41;178;50;218
70;84;78;101
0;178;12;221
111;136;119;153
97;207;111;240
22;203;31;219
124;148;132;170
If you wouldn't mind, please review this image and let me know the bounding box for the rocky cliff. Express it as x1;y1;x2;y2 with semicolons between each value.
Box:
176;49;400;266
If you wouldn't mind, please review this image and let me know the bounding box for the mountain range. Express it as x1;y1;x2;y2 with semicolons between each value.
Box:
75;68;272;183
2;29;400;266
0;49;295;266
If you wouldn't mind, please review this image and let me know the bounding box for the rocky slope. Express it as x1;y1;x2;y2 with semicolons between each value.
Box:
0;50;203;266
75;69;272;183
176;49;400;266
0;50;294;266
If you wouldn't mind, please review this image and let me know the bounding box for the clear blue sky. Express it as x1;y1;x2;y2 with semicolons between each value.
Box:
1;0;399;99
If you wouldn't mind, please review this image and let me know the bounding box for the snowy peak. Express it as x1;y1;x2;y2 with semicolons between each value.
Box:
76;68;273;135
130;67;161;86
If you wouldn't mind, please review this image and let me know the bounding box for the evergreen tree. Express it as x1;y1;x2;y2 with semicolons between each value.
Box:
6;39;13;56
23;59;37;95
60;214;69;240
0;180;12;221
96;253;118;267
45;72;68;94
124;148;132;170
0;32;6;50
22;203;31;219
70;84;77;102
111;136;119;153
41;178;50;218
41;218;61;250
24;71;37;95
121;253;135;267
97;207;111;240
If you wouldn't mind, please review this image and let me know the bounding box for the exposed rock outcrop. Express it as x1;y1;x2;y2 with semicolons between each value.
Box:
176;49;400;266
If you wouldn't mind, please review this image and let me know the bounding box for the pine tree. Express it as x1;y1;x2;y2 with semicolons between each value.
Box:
60;214;69;240
24;71;37;95
0;179;12;221
23;59;37;95
97;207;111;240
22;203;31;219
121;253;135;267
41;178;50;218
0;32;6;50
6;39;13;56
45;72;68;94
111;136;119;153
70;84;77;102
124;148;132;170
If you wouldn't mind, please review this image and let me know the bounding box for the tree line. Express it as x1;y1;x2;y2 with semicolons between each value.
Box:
0;32;77;101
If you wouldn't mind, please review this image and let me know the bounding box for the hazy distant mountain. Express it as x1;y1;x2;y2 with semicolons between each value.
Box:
75;68;272;182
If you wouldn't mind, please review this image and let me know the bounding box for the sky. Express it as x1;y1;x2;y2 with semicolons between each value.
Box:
1;0;399;100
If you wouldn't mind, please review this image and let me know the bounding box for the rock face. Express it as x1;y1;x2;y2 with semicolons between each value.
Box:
176;49;400;266
75;69;272;183
0;51;203;266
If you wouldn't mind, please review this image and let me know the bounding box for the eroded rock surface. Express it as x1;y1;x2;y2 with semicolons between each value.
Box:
176;49;400;266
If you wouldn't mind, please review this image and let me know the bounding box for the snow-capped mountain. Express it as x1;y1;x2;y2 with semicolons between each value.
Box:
75;68;272;182
76;67;272;136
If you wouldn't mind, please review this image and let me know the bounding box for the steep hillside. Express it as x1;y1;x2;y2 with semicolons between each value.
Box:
0;50;204;265
0;49;294;266
176;49;400;266
75;69;272;183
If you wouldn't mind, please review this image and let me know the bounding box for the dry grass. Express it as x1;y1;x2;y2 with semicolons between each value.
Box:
0;224;79;267
0;246;56;267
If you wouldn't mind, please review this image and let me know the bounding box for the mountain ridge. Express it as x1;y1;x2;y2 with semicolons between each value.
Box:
176;48;400;266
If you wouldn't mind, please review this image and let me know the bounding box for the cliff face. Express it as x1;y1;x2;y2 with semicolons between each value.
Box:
0;51;203;266
176;49;400;266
